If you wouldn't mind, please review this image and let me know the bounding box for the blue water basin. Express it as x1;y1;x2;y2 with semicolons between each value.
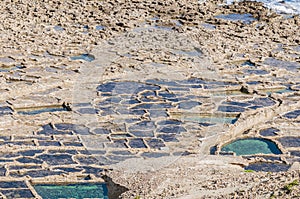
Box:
34;183;109;199
221;138;282;156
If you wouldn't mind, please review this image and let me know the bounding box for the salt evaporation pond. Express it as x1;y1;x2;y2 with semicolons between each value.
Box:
245;162;290;172
34;183;109;199
215;13;257;24
17;105;70;115
221;138;282;156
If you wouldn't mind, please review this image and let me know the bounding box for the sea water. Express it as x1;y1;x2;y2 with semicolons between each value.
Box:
226;0;300;15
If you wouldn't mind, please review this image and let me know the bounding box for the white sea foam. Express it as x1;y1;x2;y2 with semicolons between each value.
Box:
226;0;300;15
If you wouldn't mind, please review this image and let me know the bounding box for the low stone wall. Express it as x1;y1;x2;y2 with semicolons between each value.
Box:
213;100;300;155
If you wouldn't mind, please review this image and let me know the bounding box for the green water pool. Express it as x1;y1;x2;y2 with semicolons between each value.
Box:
34;183;109;199
221;138;282;156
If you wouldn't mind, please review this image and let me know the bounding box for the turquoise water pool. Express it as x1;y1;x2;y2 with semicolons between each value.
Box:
34;183;109;199
221;138;282;156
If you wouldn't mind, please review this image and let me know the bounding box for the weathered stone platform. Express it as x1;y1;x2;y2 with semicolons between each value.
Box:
0;0;300;198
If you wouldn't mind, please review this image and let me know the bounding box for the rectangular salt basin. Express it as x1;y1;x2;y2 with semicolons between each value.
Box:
16;105;69;115
184;116;238;124
170;112;238;124
210;90;246;96
263;88;294;95
34;183;109;199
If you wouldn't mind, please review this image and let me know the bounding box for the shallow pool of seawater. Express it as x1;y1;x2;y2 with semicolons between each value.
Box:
263;87;295;95
96;25;105;31
0;65;25;72
34;183;109;199
294;45;300;52
244;162;290;172
71;54;95;62
133;23;175;32
201;23;216;29
221;138;282;156
184;116;238;124
53;25;65;31
241;60;255;67
215;13;257;24
210;90;246;96
173;48;202;57
243;69;269;75
264;57;300;71
17;105;69;115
